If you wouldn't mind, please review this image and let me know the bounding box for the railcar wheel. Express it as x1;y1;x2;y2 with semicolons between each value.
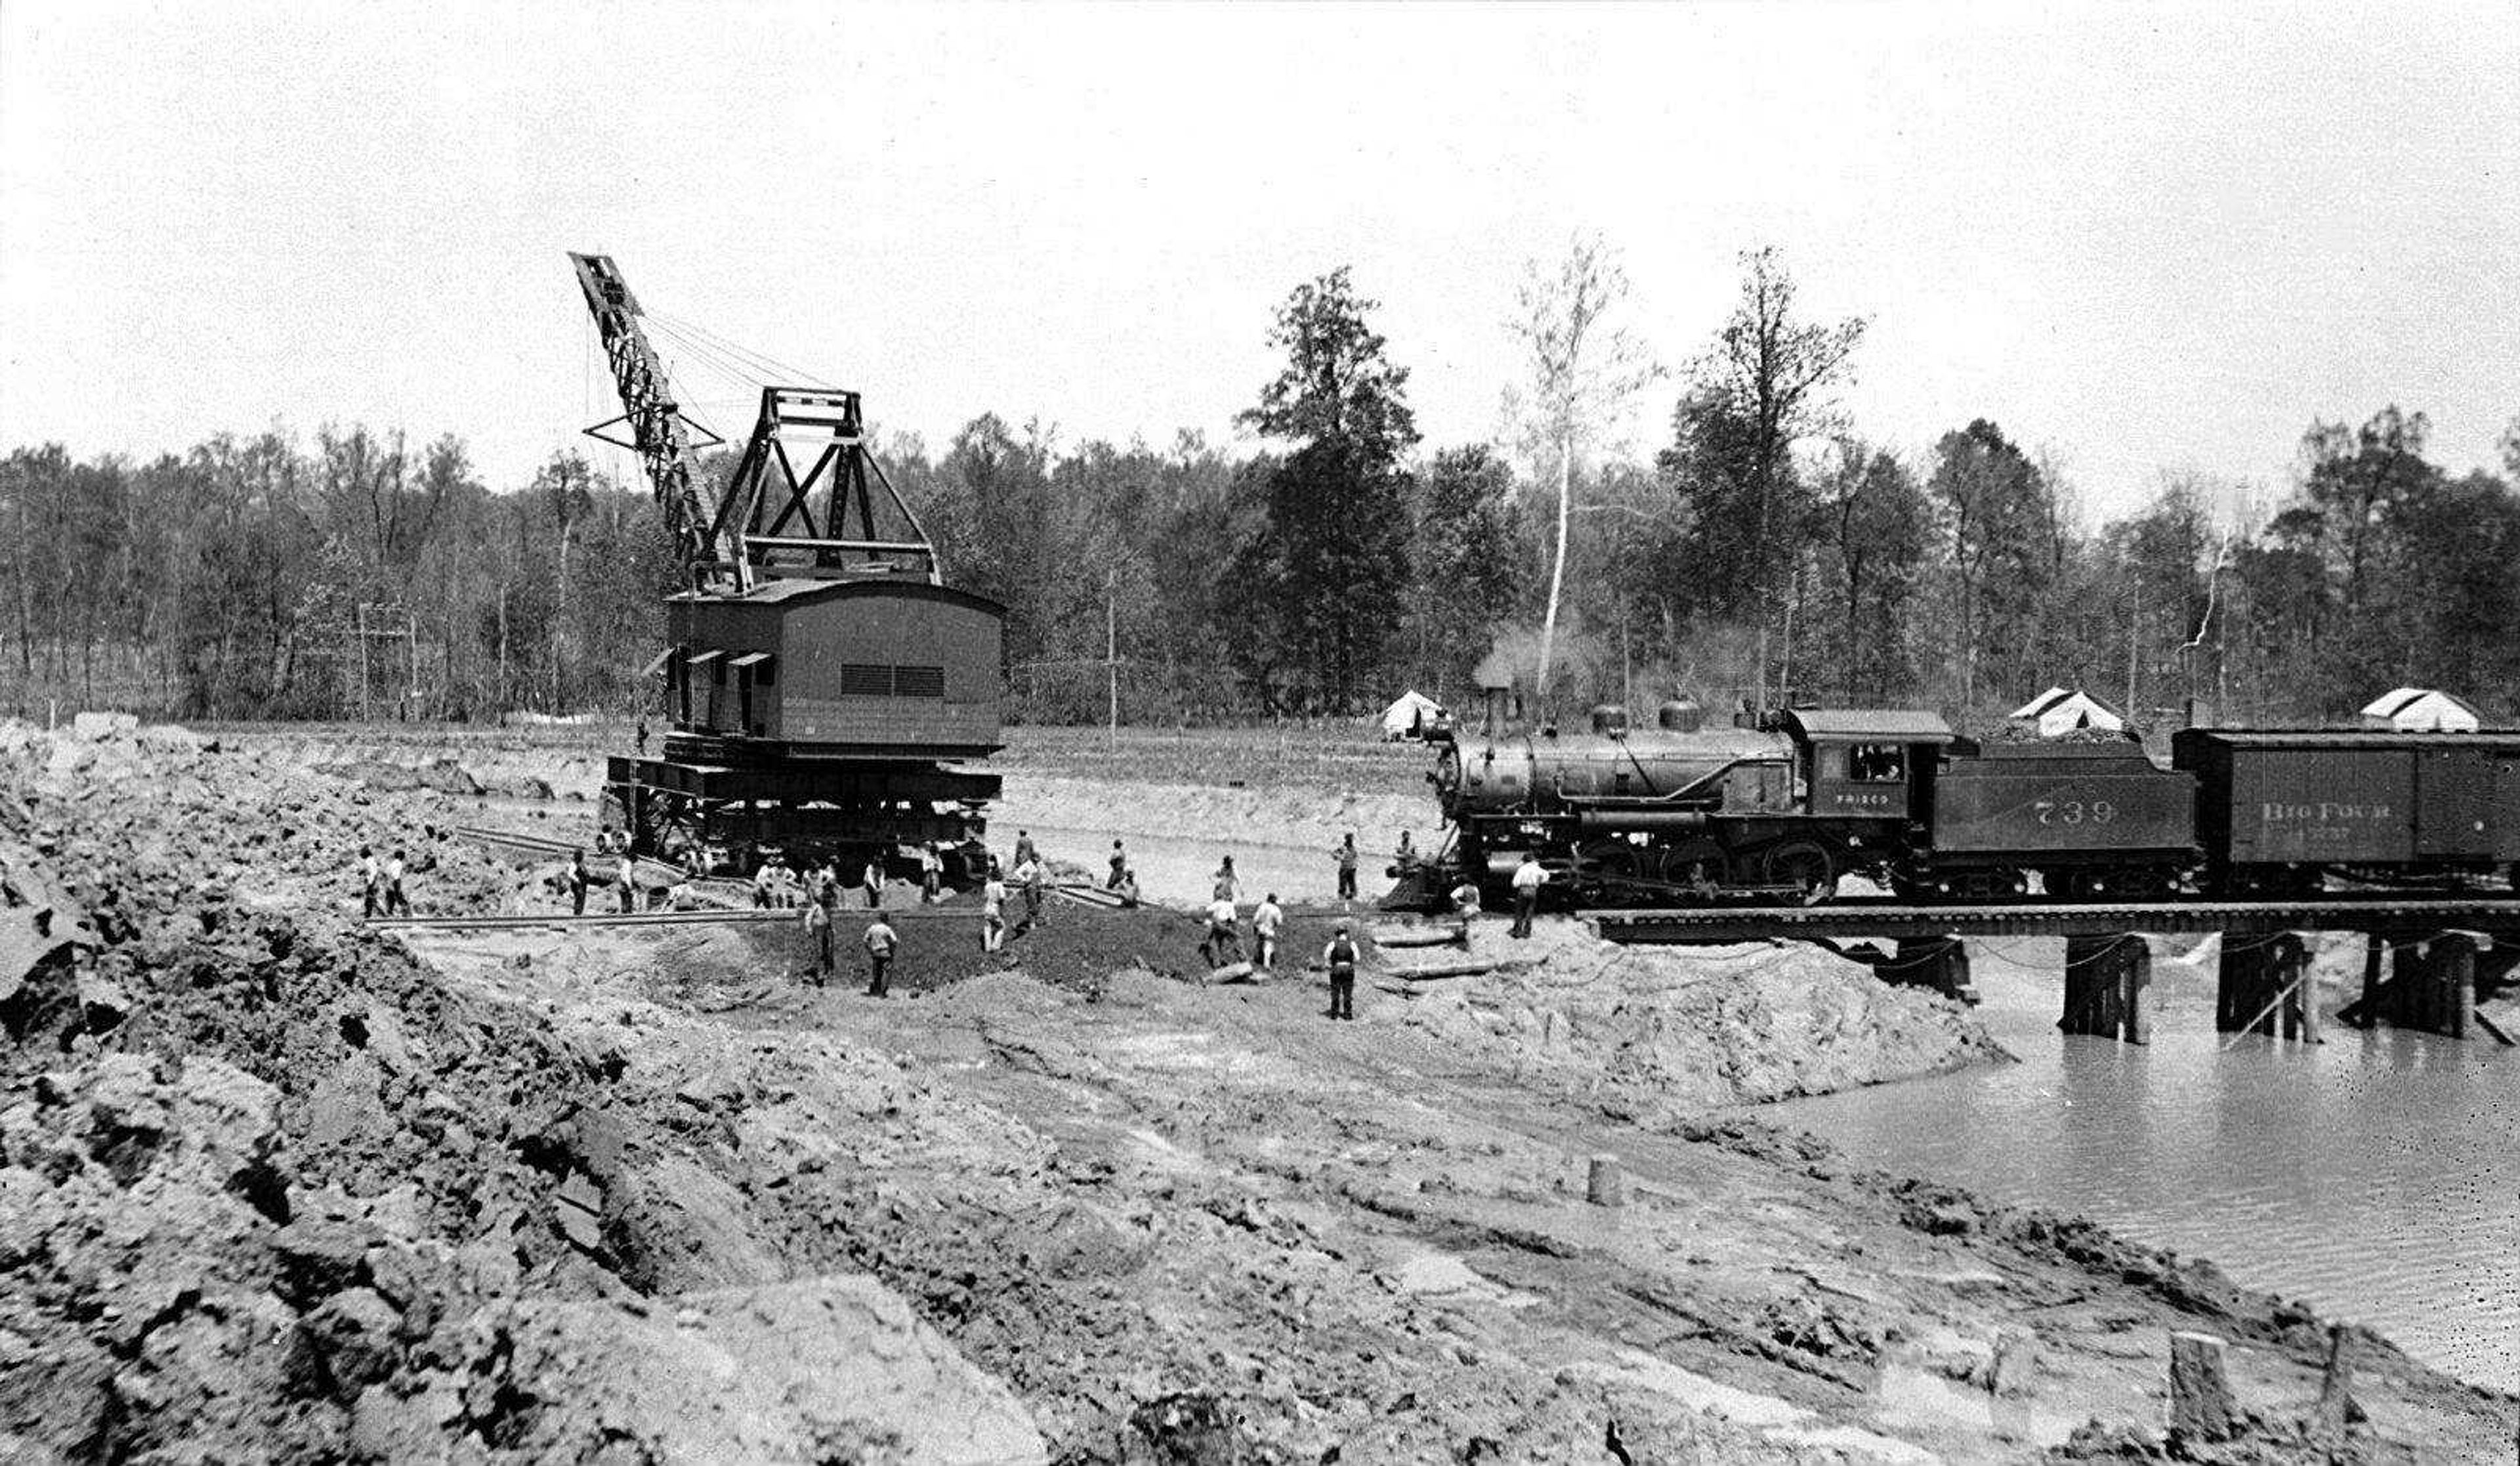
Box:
1763;841;1839;906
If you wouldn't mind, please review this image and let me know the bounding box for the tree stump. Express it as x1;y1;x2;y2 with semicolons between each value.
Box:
1586;1154;1626;1207
2168;1330;2235;1443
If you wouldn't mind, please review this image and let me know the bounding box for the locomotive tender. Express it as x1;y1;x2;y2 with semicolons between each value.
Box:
1411;690;2520;908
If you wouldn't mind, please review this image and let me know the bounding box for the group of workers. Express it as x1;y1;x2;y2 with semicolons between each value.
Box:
356;846;412;918
373;814;1544;1020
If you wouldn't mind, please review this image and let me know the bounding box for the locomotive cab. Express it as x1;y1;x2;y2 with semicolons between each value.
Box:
1780;709;1953;824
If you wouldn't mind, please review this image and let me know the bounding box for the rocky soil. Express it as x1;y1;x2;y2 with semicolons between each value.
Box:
0;721;2510;1462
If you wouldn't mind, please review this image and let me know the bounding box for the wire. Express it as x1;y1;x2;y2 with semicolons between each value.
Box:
650;309;839;390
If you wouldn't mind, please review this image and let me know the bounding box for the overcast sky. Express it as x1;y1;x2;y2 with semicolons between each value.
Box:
3;1;2513;522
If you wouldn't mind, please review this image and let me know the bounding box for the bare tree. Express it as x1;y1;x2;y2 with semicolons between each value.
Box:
1509;234;1659;701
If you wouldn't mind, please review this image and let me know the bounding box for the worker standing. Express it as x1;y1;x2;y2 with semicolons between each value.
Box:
802;892;831;984
1335;833;1359;901
860;856;883;910
384;850;411;917
1013;853;1044;933
864;913;898;997
817;866;843;977
617;858;638;913
920;845;942;904
1201;893;1241;969
1107;839;1128;890
358;845;383;919
1509;852;1546;939
1212;855;1239;903
1449;877;1482;941
1394;830;1416;871
1014;829;1038;869
1322;921;1359;1021
567;849;591;916
981;864;1007;952
1252;891;1284;973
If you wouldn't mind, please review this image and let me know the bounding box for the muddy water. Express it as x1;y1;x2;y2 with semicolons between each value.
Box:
1770;937;2520;1393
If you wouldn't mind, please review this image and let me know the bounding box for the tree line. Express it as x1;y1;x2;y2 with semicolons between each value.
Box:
7;243;2519;732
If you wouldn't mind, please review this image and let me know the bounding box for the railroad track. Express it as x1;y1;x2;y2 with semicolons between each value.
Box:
1591;896;2520;944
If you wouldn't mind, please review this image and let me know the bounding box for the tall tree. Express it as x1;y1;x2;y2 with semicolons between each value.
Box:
1929;419;2057;719
1408;445;1528;692
1509;234;1658;697
1236;268;1420;711
1689;249;1866;619
1811;442;1932;703
534;451;597;711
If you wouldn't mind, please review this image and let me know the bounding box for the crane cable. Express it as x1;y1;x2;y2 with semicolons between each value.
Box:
650;308;839;389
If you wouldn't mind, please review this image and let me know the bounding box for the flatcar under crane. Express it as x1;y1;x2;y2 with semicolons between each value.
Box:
568;252;1005;883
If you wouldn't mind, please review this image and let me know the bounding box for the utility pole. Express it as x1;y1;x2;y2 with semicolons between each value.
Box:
1105;568;1120;751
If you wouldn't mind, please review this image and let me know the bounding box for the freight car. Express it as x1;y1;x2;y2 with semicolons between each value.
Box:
2173;728;2520;894
1401;691;2520;910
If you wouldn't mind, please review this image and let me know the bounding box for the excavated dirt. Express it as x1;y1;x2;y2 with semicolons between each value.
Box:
1;721;2511;1463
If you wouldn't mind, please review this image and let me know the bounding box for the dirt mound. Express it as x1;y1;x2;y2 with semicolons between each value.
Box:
0;723;1048;1463
1391;925;2009;1114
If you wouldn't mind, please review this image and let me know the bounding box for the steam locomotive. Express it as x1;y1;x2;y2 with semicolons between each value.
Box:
1398;690;2520;908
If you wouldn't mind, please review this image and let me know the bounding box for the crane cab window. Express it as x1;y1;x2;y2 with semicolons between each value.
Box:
1849;743;1906;782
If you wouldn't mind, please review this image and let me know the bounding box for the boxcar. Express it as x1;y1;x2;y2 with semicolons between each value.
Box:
2170;728;2520;889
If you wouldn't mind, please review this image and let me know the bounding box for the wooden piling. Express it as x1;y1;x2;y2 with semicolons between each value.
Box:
2358;932;2384;1029
2217;932;2309;1040
2061;934;2149;1043
2382;932;2479;1038
2392;942;2427;1032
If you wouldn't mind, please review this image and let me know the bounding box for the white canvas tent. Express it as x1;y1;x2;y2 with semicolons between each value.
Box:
2359;687;2480;732
2008;686;2126;737
1379;690;1446;740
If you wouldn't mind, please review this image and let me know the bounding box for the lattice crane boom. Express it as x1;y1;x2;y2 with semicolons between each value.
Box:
568;252;751;593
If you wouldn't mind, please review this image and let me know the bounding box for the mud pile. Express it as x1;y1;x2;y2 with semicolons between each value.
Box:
0;721;1045;1463
1390;924;2009;1117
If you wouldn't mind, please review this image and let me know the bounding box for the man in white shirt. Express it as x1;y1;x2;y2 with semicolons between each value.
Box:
864;913;898;997
1509;853;1546;938
981;868;1007;952
1251;892;1285;973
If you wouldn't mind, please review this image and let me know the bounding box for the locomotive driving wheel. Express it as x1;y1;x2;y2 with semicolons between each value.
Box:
1761;841;1839;906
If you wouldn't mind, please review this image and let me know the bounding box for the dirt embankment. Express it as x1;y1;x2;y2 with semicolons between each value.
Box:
0;721;1042;1463
3;723;2509;1462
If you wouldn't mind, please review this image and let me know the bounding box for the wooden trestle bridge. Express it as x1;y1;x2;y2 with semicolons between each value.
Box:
1591;897;2520;1045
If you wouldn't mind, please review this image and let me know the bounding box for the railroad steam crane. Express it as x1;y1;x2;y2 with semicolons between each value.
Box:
569;252;1005;883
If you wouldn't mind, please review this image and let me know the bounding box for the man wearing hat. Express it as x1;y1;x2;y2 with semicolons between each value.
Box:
1321;921;1360;1021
